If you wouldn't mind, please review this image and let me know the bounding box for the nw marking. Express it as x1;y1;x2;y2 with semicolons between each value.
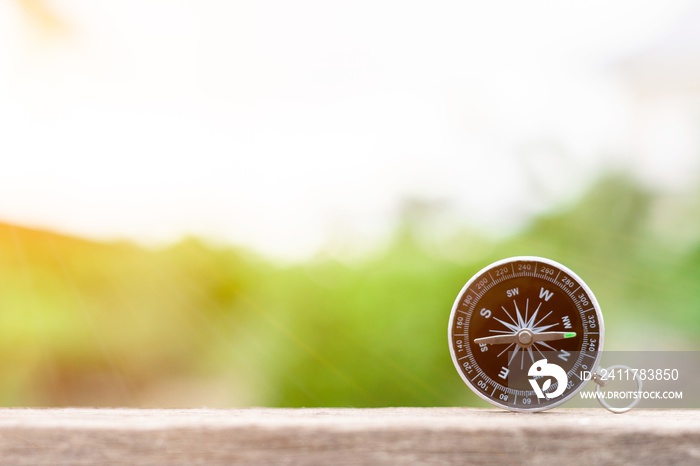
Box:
561;316;572;329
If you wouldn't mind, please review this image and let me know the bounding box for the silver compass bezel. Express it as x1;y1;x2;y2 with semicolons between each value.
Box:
447;256;605;412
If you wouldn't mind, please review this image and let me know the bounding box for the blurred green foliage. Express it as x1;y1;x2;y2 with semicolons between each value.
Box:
0;174;698;407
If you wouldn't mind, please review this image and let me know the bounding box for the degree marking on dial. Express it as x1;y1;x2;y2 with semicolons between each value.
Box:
565;287;584;311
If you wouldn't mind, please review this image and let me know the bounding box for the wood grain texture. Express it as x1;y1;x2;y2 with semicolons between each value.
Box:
0;408;697;465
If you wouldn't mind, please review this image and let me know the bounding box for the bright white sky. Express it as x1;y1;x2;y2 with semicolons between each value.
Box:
0;0;697;258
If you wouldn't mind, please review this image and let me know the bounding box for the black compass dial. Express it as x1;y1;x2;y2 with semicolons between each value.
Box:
448;257;604;411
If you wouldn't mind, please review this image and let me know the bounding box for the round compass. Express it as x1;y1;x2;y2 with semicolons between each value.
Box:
448;256;604;412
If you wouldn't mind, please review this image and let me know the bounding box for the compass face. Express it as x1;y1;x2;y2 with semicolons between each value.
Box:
448;257;604;412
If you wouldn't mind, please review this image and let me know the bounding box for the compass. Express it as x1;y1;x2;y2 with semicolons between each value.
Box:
448;256;604;412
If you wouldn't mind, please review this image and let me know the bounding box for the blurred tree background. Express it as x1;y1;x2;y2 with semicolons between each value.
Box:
3;1;700;407
0;173;698;407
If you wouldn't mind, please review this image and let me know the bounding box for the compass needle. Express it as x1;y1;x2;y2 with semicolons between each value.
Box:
449;257;604;412
474;334;518;345
531;331;577;342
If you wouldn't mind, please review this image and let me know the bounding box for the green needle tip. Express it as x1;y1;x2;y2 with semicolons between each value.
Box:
564;332;577;339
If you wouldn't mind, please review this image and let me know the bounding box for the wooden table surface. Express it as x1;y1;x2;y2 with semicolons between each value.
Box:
0;408;697;465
